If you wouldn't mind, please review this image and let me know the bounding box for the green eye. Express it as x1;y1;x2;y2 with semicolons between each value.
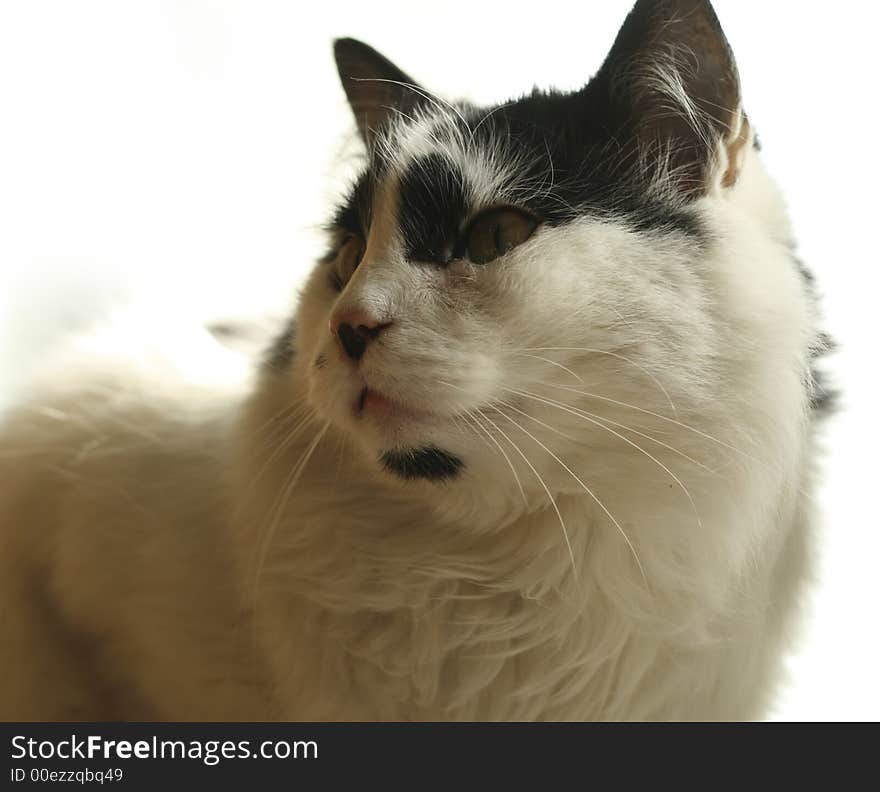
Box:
465;208;538;264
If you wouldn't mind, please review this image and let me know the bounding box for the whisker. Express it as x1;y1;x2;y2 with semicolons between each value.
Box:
515;353;585;384
249;399;309;444
514;346;678;418
494;397;579;445
236;411;318;516
377;103;450;151
250;421;330;604
333;427;349;482
540;382;758;463
504;386;709;472
476;407;578;581
466;408;529;507
253;406;312;458
352;78;472;136
470;100;517;141
506;389;704;533
491;404;648;589
436;379;529;508
563;403;713;472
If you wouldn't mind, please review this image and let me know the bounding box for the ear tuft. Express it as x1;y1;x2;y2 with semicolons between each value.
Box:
596;0;750;197
333;38;422;146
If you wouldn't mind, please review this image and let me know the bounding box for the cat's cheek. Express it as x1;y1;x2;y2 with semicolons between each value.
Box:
305;358;356;426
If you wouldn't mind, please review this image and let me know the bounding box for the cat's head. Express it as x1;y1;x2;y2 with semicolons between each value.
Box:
274;0;808;520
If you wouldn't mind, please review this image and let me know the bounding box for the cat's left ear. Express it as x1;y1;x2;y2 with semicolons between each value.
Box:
594;0;750;197
333;38;422;147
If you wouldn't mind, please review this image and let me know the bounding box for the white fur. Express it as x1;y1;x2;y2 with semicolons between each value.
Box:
0;94;820;720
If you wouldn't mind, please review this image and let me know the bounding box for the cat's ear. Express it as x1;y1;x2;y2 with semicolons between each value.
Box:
595;0;750;197
333;38;422;146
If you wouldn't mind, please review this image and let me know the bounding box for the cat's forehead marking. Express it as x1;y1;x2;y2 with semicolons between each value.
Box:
370;106;520;263
384;106;510;206
395;151;468;263
333;92;706;265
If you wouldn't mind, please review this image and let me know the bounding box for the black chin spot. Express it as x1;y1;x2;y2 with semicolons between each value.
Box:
379;447;464;482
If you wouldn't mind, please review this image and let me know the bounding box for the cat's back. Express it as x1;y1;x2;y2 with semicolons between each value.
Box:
0;318;247;569
0;323;271;720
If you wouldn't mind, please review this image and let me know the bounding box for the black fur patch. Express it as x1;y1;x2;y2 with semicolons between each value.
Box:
397;153;468;263
806;329;838;417
264;317;297;372
809;365;837;415
379;446;464;481
793;255;837;417
330;86;706;254
329;4;752;249
332;170;374;237
468;90;705;239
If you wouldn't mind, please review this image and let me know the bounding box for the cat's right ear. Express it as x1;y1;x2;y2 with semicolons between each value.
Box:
593;0;749;197
333;38;422;146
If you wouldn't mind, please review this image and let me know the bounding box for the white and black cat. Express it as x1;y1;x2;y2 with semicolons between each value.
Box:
0;0;829;720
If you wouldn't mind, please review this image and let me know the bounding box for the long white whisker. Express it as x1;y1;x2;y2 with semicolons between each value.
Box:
505;390;713;473
495;397;579;444
507;389;703;532
492;404;648;588
476;408;578;581
515;353;585;383
249;400;309;444
540;382;757;463
514;347;678;418
377;103;452;152
437;380;530;508
251;421;330;602
470;100;516;141
466;407;528;507
353;78;472;136
236;411;318;517
559;402;713;472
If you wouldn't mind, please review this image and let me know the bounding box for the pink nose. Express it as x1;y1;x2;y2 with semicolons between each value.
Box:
330;310;391;362
329;309;384;336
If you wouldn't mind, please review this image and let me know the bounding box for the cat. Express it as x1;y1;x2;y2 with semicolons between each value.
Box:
0;0;830;721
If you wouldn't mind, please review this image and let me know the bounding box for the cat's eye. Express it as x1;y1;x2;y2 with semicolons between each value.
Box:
331;235;364;291
464;208;538;265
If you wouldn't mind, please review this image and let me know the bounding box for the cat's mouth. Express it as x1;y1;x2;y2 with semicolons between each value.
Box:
353;386;465;482
355;386;435;423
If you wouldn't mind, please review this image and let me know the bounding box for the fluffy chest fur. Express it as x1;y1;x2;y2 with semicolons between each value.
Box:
234;270;814;722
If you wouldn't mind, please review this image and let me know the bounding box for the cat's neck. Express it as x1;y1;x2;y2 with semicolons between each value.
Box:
230;303;808;628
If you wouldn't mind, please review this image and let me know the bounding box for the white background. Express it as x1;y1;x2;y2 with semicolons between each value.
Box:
0;1;877;720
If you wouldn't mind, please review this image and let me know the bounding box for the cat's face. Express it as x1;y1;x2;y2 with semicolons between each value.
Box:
279;1;805;516
296;102;710;486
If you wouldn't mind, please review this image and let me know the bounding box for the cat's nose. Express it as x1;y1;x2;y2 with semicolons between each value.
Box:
330;310;391;362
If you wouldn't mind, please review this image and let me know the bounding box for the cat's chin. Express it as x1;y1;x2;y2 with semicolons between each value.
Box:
348;384;460;447
357;386;437;425
326;391;469;483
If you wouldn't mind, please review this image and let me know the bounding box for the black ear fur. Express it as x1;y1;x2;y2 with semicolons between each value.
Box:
333;38;423;146
592;0;747;196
